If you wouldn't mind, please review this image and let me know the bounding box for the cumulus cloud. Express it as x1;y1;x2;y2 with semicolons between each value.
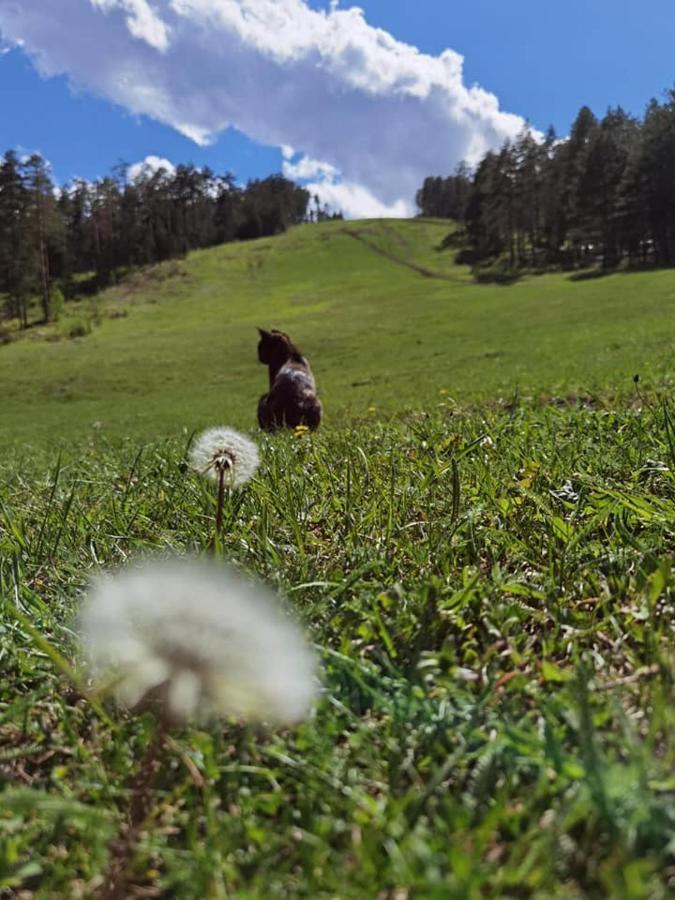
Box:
280;148;406;216
281;148;338;183
307;177;412;219
0;0;531;217
91;0;170;51
127;154;176;181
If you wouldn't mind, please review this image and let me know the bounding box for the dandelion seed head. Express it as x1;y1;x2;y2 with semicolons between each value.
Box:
79;558;316;726
189;427;260;487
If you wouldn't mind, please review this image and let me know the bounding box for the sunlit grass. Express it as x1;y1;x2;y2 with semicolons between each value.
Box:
0;218;674;448
1;398;674;896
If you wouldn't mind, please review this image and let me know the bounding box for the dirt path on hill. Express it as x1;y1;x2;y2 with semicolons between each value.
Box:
341;226;455;281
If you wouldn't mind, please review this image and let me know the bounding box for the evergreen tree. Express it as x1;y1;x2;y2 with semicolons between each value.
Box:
637;92;675;264
0;151;32;327
421;88;675;276
23;153;62;321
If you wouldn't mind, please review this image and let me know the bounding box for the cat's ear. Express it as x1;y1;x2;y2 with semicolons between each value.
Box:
257;327;271;339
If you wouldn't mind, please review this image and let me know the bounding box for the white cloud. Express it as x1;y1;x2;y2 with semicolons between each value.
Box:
91;0;170;51
283;150;409;217
308;178;412;219
282;151;337;182
0;0;531;217
127;154;176;181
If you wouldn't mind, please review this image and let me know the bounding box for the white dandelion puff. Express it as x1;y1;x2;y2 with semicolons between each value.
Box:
79;558;317;726
189;427;260;488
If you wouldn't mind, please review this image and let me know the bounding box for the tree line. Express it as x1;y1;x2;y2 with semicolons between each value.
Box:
417;88;675;276
0;151;320;327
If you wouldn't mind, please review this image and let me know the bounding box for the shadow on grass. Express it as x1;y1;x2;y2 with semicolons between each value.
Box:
567;268;619;282
568;260;675;282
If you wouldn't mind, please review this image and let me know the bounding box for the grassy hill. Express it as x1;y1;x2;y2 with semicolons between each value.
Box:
1;218;674;447
1;221;675;897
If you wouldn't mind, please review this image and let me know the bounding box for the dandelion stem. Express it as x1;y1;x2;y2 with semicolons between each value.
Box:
103;720;168;900
215;466;226;533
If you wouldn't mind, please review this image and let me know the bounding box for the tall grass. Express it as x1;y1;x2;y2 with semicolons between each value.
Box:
1;397;674;897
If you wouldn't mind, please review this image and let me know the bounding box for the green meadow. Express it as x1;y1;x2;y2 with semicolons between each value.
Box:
1;218;674;447
1;221;675;897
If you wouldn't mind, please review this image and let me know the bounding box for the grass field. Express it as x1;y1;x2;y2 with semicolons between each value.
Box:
1;221;674;897
1;218;674;447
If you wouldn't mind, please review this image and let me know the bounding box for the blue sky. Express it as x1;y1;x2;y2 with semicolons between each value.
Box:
351;0;675;129
0;0;673;216
0;48;281;183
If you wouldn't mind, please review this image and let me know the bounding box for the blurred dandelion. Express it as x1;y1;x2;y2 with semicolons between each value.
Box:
189;427;260;533
80;557;316;726
80;557;316;899
294;424;310;438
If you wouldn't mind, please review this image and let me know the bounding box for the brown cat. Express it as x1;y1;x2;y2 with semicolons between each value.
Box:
257;328;322;431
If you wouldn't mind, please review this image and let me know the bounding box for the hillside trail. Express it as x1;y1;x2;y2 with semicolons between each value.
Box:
341;223;460;282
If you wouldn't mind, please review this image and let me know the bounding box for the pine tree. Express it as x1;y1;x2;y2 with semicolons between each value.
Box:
23;153;62;321
0;151;32;327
